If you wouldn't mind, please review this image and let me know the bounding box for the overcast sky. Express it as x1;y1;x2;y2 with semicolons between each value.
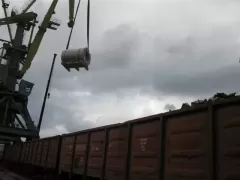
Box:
1;0;240;137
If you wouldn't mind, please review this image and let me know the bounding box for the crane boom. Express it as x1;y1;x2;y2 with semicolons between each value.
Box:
68;0;75;27
19;0;78;73
20;0;77;73
22;0;59;72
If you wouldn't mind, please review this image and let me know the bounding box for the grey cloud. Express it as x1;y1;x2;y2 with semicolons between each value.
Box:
166;36;196;54
153;65;240;98
90;24;141;70
41;102;94;132
70;24;240;98
29;89;95;134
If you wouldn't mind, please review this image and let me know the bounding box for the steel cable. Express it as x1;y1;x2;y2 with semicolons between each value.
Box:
66;0;90;50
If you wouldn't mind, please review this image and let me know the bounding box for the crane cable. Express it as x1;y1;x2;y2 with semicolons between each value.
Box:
87;0;90;50
66;0;90;50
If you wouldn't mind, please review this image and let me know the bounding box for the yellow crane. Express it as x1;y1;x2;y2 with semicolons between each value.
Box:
21;0;90;73
21;0;59;73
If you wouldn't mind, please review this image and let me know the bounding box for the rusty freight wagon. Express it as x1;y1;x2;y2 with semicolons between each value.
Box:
3;97;240;180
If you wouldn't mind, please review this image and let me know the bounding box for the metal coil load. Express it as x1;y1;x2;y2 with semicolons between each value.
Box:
61;47;91;71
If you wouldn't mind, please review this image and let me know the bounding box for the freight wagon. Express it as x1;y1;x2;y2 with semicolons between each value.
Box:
2;97;240;180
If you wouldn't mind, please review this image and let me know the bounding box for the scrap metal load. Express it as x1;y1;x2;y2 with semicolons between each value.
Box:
2;96;240;180
181;92;239;109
